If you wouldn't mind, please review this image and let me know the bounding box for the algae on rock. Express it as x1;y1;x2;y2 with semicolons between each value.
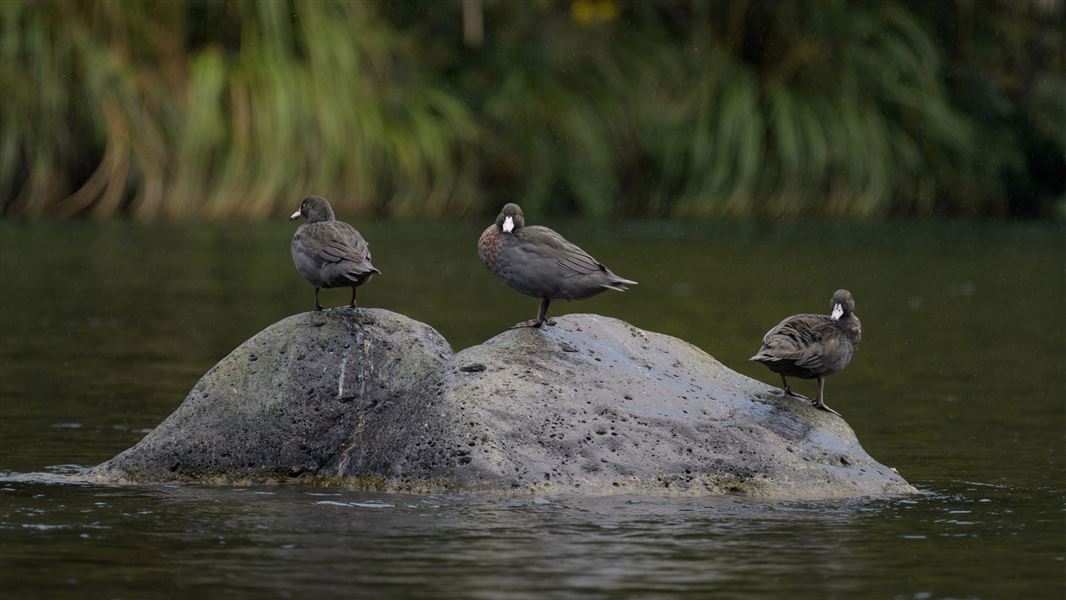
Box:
92;308;452;483
91;310;914;498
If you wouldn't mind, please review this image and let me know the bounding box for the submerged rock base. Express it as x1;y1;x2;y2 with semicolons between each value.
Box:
91;309;914;498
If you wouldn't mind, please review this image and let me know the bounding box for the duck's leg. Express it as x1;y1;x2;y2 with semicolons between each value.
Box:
510;298;554;329
349;287;358;308
780;375;809;401
538;297;556;326
811;376;841;416
314;288;324;311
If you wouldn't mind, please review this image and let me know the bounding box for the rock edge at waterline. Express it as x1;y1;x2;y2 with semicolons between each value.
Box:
90;309;915;498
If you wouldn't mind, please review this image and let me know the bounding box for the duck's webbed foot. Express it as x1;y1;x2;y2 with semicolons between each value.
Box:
535;298;555;327
812;377;842;416
812;398;842;416
509;298;554;329
779;375;809;401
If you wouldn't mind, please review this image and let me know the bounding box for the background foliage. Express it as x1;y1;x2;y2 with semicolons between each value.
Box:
2;0;1063;220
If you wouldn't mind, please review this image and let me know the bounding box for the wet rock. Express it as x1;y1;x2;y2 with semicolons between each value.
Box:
91;312;914;498
90;308;452;483
381;314;914;498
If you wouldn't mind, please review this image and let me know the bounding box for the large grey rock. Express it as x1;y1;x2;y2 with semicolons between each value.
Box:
92;311;914;498
373;314;913;497
91;308;452;482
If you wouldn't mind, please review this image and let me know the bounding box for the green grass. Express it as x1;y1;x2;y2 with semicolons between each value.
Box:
1;0;1061;219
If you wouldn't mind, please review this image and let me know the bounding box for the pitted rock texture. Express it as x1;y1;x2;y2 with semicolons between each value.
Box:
380;314;913;497
91;311;914;498
90;308;452;482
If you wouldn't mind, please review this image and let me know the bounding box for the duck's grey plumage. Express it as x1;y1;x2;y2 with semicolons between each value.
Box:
478;203;636;328
750;290;861;416
290;196;379;311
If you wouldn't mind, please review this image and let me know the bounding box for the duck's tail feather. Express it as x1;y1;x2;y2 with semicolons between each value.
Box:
603;277;638;292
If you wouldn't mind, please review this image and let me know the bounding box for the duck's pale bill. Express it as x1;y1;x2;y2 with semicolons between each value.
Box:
289;210;302;220
831;304;844;320
503;216;514;233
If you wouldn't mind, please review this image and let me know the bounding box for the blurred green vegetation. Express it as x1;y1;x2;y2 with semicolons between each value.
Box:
1;0;1063;220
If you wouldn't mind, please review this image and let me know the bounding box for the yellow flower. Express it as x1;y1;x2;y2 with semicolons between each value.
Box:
595;0;619;21
570;0;618;24
570;0;595;24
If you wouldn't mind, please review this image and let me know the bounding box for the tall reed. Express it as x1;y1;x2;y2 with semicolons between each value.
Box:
2;1;479;220
1;0;1060;219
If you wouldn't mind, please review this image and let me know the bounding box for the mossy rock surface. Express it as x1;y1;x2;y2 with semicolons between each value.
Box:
383;314;913;497
91;310;914;498
91;308;452;483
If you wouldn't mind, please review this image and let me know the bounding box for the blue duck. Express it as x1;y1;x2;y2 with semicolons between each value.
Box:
290;196;379;311
478;203;637;328
750;289;862;416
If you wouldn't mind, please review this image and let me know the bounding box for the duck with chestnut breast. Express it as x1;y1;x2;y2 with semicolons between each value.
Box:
750;289;862;416
478;203;637;329
290;195;380;311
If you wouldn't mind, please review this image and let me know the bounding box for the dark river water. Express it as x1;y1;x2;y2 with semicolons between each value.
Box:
0;220;1062;598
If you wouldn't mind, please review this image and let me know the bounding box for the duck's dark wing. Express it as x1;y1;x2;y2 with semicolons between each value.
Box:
519;225;604;278
312;222;378;273
755;314;833;371
293;222;380;287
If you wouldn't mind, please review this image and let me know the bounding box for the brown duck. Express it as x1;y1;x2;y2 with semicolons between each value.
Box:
478;203;637;328
750;289;862;416
290;195;380;311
